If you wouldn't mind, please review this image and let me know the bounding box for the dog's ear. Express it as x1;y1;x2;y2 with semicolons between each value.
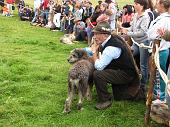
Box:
78;49;88;59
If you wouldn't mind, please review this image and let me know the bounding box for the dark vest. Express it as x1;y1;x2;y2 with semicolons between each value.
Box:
101;35;137;76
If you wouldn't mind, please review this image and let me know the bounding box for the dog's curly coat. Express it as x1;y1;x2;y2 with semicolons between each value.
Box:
63;48;94;113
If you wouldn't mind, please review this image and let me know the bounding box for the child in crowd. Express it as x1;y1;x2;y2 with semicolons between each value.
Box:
2;4;10;16
65;11;74;34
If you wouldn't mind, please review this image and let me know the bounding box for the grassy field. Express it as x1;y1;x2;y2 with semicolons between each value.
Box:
0;3;166;127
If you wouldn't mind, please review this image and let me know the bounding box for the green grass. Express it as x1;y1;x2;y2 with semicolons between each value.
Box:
0;10;166;127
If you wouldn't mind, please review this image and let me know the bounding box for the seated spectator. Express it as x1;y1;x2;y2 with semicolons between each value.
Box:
73;18;87;41
19;5;34;21
121;4;134;28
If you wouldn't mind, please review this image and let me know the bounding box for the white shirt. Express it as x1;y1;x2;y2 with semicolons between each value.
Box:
95;35;121;70
148;12;170;51
34;0;42;9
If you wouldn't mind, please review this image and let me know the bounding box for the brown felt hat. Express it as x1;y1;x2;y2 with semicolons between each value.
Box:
93;21;111;34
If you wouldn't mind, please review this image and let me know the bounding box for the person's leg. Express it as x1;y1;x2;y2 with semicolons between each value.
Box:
32;9;39;23
53;13;61;28
131;43;139;56
159;49;169;101
139;41;150;87
44;9;49;25
6;3;11;15
93;69;134;102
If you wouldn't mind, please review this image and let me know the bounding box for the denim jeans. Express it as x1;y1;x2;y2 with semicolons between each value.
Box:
131;40;150;87
32;9;38;23
42;9;49;25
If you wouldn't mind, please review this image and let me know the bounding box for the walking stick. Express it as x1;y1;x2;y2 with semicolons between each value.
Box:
144;39;160;124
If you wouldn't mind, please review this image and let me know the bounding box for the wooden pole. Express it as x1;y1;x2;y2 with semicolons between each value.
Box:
144;39;160;124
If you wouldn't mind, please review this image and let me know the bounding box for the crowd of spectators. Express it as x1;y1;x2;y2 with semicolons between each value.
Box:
0;0;122;45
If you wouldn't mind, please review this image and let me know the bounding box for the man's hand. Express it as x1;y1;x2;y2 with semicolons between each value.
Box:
91;43;100;62
91;43;99;54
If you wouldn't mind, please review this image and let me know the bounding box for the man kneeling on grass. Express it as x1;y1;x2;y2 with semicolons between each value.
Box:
91;21;145;110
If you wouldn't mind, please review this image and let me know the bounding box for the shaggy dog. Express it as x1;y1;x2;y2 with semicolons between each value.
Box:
63;48;94;113
150;103;170;126
60;34;76;45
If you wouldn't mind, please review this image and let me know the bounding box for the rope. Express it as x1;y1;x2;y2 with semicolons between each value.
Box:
154;44;170;96
131;37;152;49
130;36;170;96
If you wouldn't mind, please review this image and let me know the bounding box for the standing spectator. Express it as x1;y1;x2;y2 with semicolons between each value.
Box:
53;3;62;30
6;0;15;15
82;1;94;22
105;0;117;30
73;4;82;21
121;0;150;92
147;0;170;102
2;3;10;16
31;0;42;23
41;0;49;25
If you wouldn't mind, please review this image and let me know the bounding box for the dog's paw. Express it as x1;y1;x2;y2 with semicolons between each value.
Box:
77;103;82;110
62;109;71;114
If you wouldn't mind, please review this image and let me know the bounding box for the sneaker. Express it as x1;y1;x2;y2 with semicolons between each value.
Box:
95;101;112;110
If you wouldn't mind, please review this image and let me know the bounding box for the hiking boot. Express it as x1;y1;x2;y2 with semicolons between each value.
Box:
95;101;112;110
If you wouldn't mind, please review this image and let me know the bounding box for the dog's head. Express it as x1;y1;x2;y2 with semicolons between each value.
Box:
67;48;88;64
60;37;73;44
69;34;75;41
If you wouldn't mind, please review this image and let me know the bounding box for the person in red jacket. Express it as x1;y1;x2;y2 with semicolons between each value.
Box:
40;0;49;25
6;0;15;15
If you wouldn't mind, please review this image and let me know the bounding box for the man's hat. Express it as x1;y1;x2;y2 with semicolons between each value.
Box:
93;21;111;34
